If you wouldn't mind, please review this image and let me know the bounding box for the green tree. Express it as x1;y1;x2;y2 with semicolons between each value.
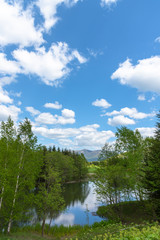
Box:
143;112;160;199
94;127;145;205
36;161;64;236
0;117;42;233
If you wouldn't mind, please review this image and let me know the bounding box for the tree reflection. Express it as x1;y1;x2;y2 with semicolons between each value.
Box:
63;181;90;207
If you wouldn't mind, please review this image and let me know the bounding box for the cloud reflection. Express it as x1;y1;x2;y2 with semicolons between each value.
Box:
54;213;75;226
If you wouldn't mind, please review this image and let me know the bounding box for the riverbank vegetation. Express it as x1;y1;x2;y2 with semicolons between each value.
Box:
0;112;160;239
0;117;88;235
0;221;160;239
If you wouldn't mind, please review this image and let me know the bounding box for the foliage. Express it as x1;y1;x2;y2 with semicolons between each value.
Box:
35;158;65;236
0;117;43;233
143;112;160;200
40;148;88;183
97;200;156;224
94;127;149;205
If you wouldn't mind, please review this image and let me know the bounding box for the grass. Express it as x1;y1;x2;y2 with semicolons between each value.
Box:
1;221;160;240
87;165;99;174
66;222;160;240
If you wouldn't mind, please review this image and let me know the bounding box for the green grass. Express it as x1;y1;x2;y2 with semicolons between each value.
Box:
66;222;160;240
87;165;99;174
1;221;160;240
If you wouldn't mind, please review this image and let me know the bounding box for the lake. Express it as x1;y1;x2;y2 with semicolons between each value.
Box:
45;181;104;226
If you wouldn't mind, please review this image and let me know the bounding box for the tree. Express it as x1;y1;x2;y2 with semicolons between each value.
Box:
0;117;16;212
0;117;42;233
36;161;64;236
143;112;160;199
98;142;117;161
94;127;145;205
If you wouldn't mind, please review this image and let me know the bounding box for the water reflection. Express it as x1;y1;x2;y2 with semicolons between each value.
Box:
63;181;90;207
49;181;103;226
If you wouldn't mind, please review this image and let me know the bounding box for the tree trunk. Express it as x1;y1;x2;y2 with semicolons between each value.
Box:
0;157;7;211
7;149;24;234
7;174;20;233
42;217;46;237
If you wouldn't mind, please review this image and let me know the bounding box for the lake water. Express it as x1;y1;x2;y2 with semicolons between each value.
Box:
46;181;104;226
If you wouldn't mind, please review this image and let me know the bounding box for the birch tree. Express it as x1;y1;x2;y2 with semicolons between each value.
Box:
0;117;42;233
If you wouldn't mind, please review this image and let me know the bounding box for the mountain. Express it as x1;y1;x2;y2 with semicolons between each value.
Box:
77;149;101;162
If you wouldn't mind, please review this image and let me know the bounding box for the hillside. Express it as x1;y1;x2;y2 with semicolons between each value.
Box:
77;149;101;162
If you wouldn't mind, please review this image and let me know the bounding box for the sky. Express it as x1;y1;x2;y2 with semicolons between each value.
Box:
0;0;160;150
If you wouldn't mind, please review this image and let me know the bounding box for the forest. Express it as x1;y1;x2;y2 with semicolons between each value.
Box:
0;112;160;239
0;117;88;235
93;111;160;225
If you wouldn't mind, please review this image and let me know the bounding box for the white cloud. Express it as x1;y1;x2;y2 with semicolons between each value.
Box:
26;106;40;116
13;42;87;86
105;107;155;120
0;76;16;87
101;0;118;7
35;112;57;124
148;96;156;102
92;99;112;109
0;104;21;122
136;127;155;138
155;37;160;43
35;109;75;125
0;53;20;75
72;50;87;64
62;109;75;118
33;124;115;150
108;115;135;126
54;213;75;226
111;57;160;93
0;0;43;47
37;0;80;31
44;101;62;109
0;87;13;104
138;94;146;101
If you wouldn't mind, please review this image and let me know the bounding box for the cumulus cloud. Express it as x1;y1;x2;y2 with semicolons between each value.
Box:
0;87;13;104
26;106;40;116
0;0;43;47
136;127;155;138
138;94;146;101
44;101;62;109
0;76;16;87
33;124;115;149
111;57;160;93
35;108;75;125
0;104;21;122
101;0;119;7
37;0;80;31
0;53;20;75
92;99;112;109
105;107;155;120
62;109;75;118
108;115;135;126
13;42;87;86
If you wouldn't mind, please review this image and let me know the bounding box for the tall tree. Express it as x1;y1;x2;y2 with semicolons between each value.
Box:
0;117;42;233
36;161;64;236
94;127;145;204
143;112;160;199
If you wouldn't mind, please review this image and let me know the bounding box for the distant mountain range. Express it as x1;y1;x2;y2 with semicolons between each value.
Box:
77;149;101;162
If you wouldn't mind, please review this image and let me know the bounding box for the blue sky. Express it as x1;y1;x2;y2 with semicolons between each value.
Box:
0;0;160;150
